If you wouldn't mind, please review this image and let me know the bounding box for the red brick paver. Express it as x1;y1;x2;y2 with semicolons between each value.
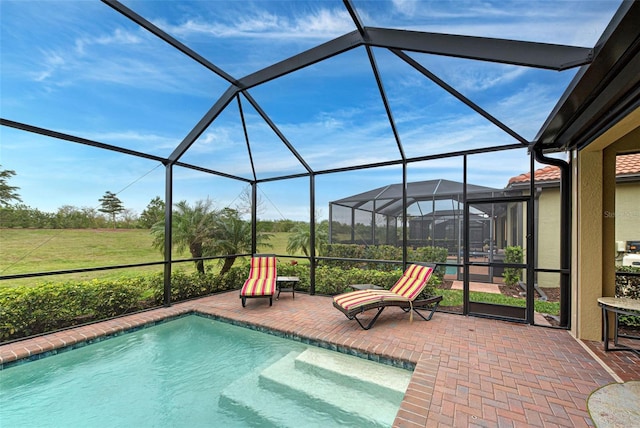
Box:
1;291;637;427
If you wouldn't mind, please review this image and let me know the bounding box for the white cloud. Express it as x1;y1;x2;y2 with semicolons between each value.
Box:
32;51;66;82
160;6;354;40
83;130;179;152
382;1;619;46
75;28;143;55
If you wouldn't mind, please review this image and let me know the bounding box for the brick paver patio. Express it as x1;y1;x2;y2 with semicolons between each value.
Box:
1;291;638;427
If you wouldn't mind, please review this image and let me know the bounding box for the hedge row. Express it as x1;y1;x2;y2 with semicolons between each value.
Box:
322;244;448;271
149;267;247;304
0;278;149;342
277;263;440;296
0;261;442;342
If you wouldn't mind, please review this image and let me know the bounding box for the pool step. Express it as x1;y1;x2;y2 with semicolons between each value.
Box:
219;347;410;427
259;351;401;427
219;368;321;428
293;347;411;402
218;360;380;428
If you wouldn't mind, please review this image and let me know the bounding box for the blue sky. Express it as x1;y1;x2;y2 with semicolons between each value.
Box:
0;0;622;221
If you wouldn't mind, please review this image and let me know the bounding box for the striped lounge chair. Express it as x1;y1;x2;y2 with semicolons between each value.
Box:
240;255;277;307
333;263;443;330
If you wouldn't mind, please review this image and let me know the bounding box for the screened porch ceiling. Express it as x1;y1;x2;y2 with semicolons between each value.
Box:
3;1;638;180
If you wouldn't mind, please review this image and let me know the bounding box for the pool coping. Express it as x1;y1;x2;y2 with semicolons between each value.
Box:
0;308;416;371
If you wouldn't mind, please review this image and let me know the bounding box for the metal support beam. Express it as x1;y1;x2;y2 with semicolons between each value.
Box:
310;174;316;295
526;153;536;324
343;0;366;39
391;49;529;145
366;46;406;160
242;92;314;174
169;85;238;163
251;182;257;255
102;0;238;85
163;164;173;307
173;161;251;183
238;32;363;89
1;118;167;163
402;163;408;267
462;155;470;314
367;27;592;70
237;95;258;182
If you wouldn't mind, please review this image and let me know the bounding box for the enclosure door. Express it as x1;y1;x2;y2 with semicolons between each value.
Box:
463;197;532;322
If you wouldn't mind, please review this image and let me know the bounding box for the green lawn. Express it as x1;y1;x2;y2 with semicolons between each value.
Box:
0;229;169;286
438;289;560;315
0;229;299;287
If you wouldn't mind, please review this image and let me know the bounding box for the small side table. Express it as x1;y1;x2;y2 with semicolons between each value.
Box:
276;276;299;300
597;297;640;356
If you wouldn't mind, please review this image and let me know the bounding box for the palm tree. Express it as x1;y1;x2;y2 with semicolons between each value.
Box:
151;199;218;274
286;221;329;258
213;208;272;275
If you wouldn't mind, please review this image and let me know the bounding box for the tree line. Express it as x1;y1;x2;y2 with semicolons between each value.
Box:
0;165;307;231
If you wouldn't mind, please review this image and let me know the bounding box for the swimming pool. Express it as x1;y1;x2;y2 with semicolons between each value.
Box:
0;315;410;427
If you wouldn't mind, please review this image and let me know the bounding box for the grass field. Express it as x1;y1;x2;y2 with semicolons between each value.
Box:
0;229;294;287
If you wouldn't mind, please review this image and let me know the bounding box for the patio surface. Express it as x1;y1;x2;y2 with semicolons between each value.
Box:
1;291;639;427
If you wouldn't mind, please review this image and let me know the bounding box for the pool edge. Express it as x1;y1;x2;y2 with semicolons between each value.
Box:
1;307;415;372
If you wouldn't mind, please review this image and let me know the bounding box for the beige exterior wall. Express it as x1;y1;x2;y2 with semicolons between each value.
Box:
573;151;605;341
536;188;561;288
614;181;640;247
572;109;640;341
535;176;639;288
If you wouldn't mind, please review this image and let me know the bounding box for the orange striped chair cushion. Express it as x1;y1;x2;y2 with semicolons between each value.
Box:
389;264;433;300
247;256;276;279
241;278;276;297
240;256;277;296
333;289;409;311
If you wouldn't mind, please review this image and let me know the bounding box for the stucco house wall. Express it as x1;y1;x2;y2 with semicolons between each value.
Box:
613;181;640;248
536;188;561;288
508;154;640;293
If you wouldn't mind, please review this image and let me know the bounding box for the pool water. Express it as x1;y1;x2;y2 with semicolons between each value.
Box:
0;316;410;427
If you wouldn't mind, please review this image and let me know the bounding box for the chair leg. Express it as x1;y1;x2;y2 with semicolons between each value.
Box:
352;307;385;330
408;301;441;321
269;296;272;306
241;297;246;307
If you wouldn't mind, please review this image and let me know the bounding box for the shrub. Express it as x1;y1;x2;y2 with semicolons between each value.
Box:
150;266;246;304
615;265;640;299
615;265;640;328
502;246;524;286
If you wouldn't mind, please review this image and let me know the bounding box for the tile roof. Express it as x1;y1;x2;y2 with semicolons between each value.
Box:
508;153;640;185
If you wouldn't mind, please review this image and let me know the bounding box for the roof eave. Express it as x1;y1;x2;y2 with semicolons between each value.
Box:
534;1;640;151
